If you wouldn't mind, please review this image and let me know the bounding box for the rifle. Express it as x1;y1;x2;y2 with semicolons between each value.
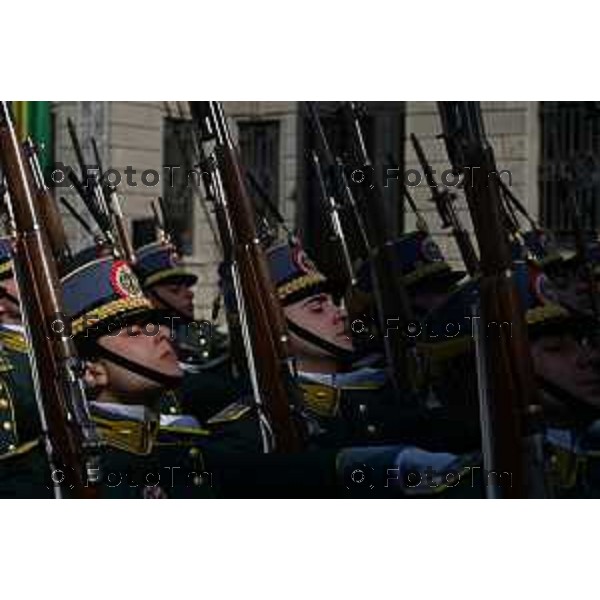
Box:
60;196;96;239
385;152;429;234
402;184;429;234
306;102;403;393
246;168;294;240
23;138;72;271
189;101;302;453
162;101;223;255
0;101;101;498
410;133;480;276
309;149;356;287
91;136;136;264
438;101;546;498
337;101;416;395
67;120;134;262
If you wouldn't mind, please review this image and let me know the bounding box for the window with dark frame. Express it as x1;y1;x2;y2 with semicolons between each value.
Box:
540;101;600;244
162;117;195;255
238;120;281;221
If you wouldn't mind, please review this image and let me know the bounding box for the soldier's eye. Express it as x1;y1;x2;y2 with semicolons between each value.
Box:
305;299;324;312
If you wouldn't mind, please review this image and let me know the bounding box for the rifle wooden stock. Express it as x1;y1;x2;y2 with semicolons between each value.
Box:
438;101;545;498
191;102;301;453
0;102;99;498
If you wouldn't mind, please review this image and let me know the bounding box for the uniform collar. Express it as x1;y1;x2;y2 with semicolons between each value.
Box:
0;324;25;335
90;401;159;455
299;367;386;389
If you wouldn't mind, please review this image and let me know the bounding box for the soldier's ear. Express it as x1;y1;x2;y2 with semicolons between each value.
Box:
83;360;109;391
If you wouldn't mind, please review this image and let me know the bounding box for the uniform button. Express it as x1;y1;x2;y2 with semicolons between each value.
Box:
169;406;179;415
7;444;15;452
199;338;207;347
358;404;367;414
193;475;203;486
0;398;8;410
3;421;12;431
201;351;209;359
189;447;200;457
367;424;376;435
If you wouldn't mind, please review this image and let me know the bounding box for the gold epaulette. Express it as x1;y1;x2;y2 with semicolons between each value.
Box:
300;383;340;418
206;402;251;425
93;415;158;456
0;330;28;354
338;381;383;392
0;352;13;373
547;445;587;491
159;424;212;441
0;439;38;461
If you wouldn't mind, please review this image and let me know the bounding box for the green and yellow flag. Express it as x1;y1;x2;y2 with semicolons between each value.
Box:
11;101;52;171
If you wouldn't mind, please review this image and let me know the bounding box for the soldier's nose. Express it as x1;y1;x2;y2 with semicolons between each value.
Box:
333;309;347;326
335;299;348;320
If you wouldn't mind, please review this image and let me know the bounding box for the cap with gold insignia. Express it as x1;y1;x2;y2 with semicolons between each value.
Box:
135;241;198;290
266;239;330;306
356;230;465;294
61;254;155;341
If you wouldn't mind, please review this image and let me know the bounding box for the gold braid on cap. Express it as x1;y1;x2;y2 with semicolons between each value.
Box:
277;272;327;301
72;297;153;335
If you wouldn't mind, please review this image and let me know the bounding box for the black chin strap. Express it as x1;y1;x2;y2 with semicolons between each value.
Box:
91;343;182;389
286;319;356;364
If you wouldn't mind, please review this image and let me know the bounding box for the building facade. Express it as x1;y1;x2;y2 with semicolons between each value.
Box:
51;101;599;319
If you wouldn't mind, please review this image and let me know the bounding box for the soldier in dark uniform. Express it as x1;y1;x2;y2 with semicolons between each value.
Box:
511;259;600;497
0;237;27;353
251;237;479;453
353;230;466;321
418;256;600;496
552;239;600;315
61;251;365;498
59;253;214;498
0;237;52;498
134;239;238;423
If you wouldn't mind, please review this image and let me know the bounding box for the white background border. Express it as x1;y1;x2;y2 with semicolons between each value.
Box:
2;1;598;598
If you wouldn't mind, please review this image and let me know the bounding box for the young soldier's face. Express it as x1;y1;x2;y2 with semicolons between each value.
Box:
0;276;21;325
531;332;600;408
284;293;354;357
150;281;195;320
95;323;182;395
